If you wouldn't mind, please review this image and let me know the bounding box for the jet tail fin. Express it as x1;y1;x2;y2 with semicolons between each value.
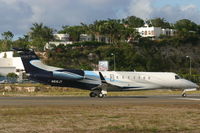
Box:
14;48;46;74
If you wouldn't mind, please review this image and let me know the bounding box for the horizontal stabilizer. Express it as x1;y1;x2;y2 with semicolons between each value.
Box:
53;70;84;80
13;48;32;52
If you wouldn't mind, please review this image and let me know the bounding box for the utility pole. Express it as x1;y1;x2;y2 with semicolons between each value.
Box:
186;56;192;75
111;53;116;71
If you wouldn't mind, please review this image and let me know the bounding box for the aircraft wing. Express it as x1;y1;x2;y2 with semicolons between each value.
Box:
97;72;122;91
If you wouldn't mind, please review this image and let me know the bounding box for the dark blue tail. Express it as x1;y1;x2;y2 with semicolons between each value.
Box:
14;48;47;74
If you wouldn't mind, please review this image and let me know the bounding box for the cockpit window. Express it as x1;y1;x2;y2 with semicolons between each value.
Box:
175;75;181;80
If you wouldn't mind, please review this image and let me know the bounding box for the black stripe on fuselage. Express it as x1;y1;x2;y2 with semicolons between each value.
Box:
122;86;142;89
56;69;84;76
30;76;99;90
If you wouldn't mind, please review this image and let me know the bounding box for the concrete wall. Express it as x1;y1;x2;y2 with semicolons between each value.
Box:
0;58;24;70
0;58;13;67
12;57;24;70
0;51;24;77
0;51;13;58
0;67;16;76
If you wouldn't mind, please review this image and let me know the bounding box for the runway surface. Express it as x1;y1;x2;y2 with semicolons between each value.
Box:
0;95;200;106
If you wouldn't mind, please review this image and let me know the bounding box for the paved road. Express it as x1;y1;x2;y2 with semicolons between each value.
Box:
0;95;200;106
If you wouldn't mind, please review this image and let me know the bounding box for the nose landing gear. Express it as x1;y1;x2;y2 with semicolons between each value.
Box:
182;93;187;97
181;88;197;97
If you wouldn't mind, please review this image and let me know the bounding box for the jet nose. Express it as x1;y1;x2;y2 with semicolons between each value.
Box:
185;80;199;88
193;83;199;88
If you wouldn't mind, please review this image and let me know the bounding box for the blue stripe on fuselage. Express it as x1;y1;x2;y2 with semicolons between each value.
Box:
84;71;99;77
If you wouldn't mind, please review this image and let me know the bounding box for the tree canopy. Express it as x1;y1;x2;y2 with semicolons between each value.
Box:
1;31;14;41
147;18;171;28
29;23;54;50
123;16;144;28
59;25;86;41
174;19;198;32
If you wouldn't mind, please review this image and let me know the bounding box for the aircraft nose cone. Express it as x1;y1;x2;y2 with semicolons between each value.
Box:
180;79;199;89
188;81;199;88
193;83;199;88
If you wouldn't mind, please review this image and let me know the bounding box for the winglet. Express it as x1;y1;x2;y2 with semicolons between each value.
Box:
99;72;106;83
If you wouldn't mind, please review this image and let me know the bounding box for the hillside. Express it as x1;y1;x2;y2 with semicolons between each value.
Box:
43;40;200;75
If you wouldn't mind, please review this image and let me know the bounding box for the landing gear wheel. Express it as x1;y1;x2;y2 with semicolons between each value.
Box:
89;92;97;97
182;93;187;97
98;93;104;98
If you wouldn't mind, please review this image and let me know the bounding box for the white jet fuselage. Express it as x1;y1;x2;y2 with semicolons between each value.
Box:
88;71;198;91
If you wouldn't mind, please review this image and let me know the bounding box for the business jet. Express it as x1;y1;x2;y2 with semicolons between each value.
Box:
15;48;198;98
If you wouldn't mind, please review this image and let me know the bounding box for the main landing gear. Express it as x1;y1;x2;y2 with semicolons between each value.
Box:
89;90;107;98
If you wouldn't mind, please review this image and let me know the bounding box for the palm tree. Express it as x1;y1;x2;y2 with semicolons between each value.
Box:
1;31;14;50
1;31;14;41
29;23;54;50
30;23;54;42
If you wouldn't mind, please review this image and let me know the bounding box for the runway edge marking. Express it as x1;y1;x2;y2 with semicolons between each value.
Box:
177;98;200;101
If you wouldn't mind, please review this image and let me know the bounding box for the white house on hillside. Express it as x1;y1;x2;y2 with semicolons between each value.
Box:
45;33;73;50
95;35;111;43
44;41;73;50
54;33;70;41
80;34;92;42
136;24;176;39
80;34;111;43
0;51;24;78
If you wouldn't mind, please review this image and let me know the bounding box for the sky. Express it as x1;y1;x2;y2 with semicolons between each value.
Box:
0;0;200;38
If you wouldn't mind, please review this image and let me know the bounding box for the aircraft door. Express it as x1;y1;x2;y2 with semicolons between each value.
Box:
110;74;114;82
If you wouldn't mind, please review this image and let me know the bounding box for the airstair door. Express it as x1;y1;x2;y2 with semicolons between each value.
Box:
110;74;114;82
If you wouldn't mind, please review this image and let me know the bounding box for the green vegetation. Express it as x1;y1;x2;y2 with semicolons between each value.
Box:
6;73;19;83
45;40;200;76
7;73;18;79
0;16;200;75
147;18;171;28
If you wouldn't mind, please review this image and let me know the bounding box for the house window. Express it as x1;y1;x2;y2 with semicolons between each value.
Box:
151;31;154;35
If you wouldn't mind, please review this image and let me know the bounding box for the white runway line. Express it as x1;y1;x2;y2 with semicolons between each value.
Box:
177;98;200;101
